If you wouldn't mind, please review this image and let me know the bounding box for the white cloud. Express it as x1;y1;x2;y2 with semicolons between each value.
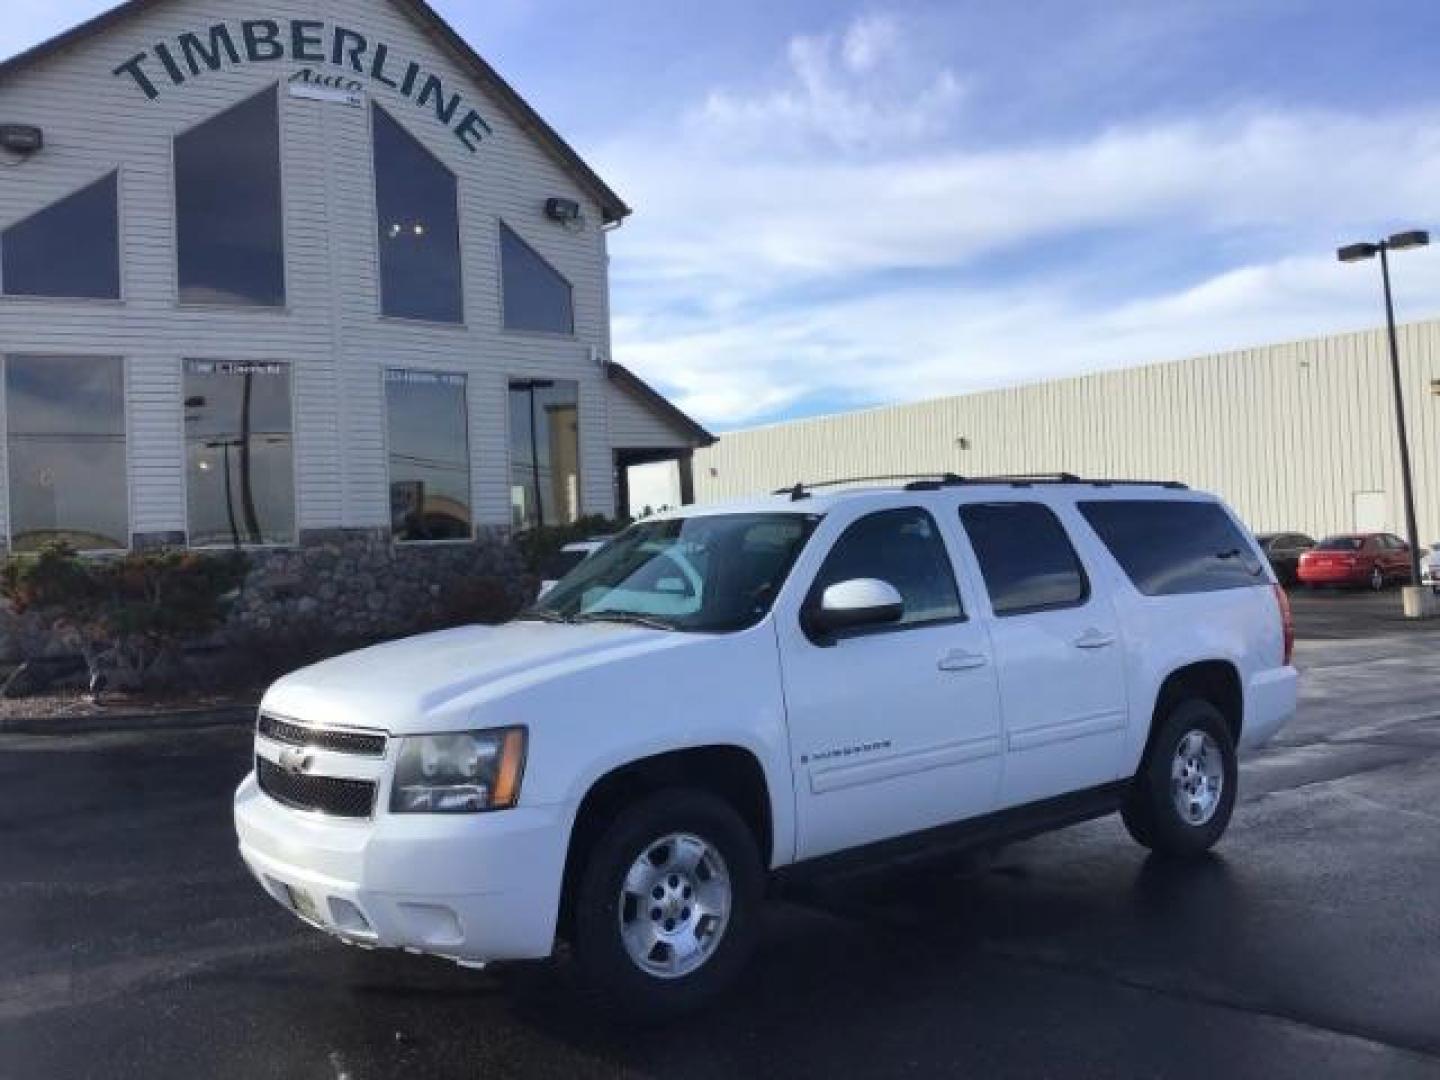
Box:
693;12;963;155
598;12;1440;428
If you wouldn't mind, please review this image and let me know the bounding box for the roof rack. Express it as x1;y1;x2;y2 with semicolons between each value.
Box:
775;473;1187;500
773;474;964;501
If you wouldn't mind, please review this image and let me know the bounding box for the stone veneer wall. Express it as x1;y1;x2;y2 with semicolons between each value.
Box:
0;527;529;665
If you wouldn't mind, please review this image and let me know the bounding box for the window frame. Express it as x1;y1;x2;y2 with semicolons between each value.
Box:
800;506;967;644
369;102;467;328
496;219;577;339
505;374;583;531
0;170;126;304
3;352;132;554
383;366;475;546
171;83;290;312
957;500;1092;618
180;358;300;551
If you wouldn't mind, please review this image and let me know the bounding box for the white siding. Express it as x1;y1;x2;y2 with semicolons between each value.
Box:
0;0;619;544
696;320;1440;543
607;381;692;450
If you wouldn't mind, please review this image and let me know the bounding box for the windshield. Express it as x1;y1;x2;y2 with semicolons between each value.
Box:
1316;537;1363;551
530;513;819;632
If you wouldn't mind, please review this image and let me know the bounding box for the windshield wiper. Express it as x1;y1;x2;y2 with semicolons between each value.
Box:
569;611;677;632
515;608;572;624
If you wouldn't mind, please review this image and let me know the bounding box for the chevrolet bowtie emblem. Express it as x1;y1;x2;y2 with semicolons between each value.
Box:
278;747;314;775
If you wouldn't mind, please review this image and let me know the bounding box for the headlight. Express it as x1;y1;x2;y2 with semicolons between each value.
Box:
390;727;527;814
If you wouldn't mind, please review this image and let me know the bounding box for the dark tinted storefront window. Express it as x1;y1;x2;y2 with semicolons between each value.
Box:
6;356;127;551
386;370;471;542
509;379;580;529
1;173;120;299
175;87;285;307
183;361;295;547
373;105;463;323
1078;500;1265;595
960;502;1089;615
501;222;574;334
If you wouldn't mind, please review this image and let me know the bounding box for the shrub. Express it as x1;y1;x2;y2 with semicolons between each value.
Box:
1;544;248;693
439;575;525;627
514;514;628;575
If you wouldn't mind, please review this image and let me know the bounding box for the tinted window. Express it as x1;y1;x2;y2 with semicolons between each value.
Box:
509;379;580;529
1079;500;1265;596
500;222;574;334
535;513;816;633
809;508;962;628
176;87;285;306
184;361;295;547
961;502;1088;614
373;105;463;323
1317;537;1362;552
386;370;472;542
6;356;127;551
2;173;120;299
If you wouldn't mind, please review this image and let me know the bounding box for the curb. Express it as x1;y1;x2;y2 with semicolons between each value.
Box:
0;704;257;737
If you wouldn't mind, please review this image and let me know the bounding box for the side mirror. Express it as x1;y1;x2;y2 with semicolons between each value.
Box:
806;578;904;638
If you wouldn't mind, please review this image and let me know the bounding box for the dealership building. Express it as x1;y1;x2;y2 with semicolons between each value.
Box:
697;319;1440;546
0;0;713;574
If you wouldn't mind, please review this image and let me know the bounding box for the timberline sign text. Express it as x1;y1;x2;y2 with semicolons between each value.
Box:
113;20;493;152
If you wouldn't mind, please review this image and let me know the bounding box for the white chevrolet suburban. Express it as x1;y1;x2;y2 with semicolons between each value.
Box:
234;475;1298;1018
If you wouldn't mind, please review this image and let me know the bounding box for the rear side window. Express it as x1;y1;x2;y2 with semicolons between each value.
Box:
809;508;963;628
958;503;1088;615
1079;500;1265;596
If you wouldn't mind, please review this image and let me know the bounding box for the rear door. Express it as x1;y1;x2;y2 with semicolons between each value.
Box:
955;500;1130;809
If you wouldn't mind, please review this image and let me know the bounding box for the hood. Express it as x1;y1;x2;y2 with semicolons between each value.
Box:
261;621;689;734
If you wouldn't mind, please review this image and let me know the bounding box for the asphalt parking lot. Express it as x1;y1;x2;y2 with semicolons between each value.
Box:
2;591;1438;1080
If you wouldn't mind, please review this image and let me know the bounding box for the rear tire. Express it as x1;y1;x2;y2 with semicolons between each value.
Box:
570;788;764;1021
1369;565;1385;591
1122;698;1237;857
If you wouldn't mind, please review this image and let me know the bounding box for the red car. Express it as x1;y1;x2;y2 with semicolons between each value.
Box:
1297;533;1411;590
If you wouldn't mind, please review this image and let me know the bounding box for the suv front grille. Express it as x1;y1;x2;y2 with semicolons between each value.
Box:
256;756;376;818
257;713;386;757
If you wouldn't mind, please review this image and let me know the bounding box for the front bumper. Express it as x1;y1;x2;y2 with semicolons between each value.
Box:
234;772;572;962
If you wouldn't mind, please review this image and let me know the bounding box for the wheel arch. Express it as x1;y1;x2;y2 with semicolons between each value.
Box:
557;745;774;940
1142;660;1244;767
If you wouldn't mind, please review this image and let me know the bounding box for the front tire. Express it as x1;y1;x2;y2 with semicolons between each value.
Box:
570;788;764;1021
1122;698;1237;857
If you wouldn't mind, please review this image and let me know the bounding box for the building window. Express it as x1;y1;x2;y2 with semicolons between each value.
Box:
175;86;285;307
183;361;295;547
373;105;463;324
1;173;120;300
500;222;574;335
509;378;580;529
6;356;128;552
386;370;472;542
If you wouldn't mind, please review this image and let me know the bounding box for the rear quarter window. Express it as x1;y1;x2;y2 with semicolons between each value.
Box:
1078;500;1266;596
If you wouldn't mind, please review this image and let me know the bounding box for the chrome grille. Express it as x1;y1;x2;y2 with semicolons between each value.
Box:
257;713;386;757
256;757;376;819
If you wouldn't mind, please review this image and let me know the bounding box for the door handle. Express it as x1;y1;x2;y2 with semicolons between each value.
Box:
938;650;989;672
1073;629;1116;650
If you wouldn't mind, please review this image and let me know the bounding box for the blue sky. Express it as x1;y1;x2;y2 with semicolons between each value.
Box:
8;1;1440;429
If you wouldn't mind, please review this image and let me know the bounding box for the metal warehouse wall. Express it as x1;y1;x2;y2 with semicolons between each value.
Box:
695;319;1440;543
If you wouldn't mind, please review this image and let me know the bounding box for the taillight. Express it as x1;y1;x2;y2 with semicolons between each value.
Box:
1273;584;1294;666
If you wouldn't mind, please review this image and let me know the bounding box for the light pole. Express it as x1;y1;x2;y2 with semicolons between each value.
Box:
1338;229;1430;587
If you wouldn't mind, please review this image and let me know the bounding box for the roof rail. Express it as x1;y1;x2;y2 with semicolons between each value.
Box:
773;474;964;501
774;472;1188;500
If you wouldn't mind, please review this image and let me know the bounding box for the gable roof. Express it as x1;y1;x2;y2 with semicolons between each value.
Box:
608;362;717;448
0;0;631;223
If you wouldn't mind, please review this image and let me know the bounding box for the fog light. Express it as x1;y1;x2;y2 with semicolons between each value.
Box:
328;897;374;935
